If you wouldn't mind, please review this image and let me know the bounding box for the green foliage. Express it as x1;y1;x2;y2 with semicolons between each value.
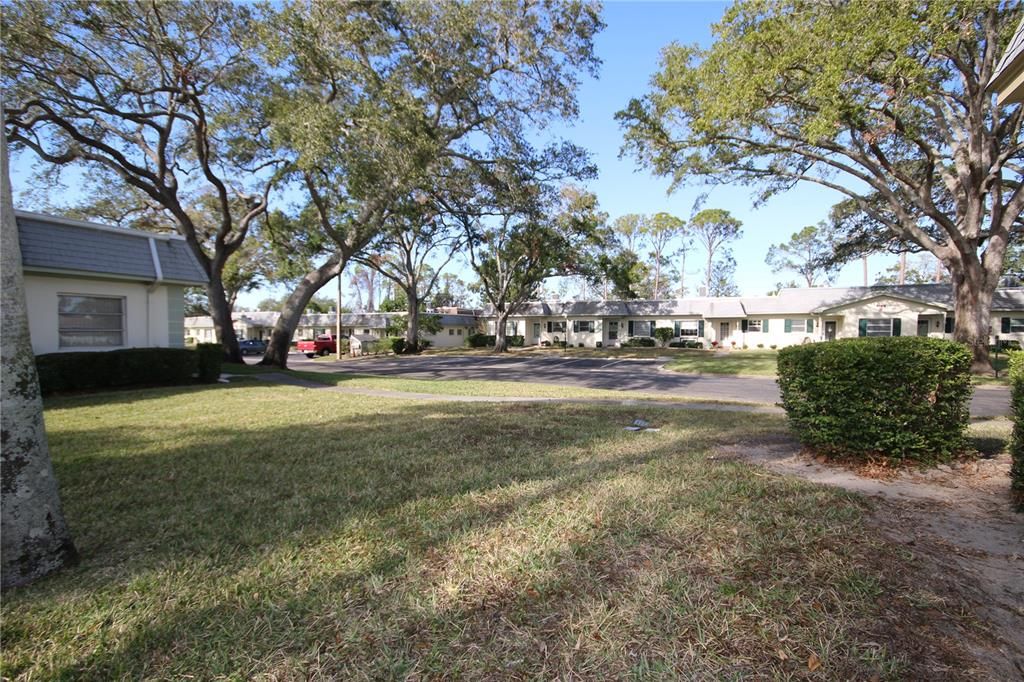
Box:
466;333;496;348
777;338;972;464
653;327;674;346
624;337;656;348
1009;352;1024;511
35;349;202;395
386;337;406;354
765;224;838;287
195;344;224;384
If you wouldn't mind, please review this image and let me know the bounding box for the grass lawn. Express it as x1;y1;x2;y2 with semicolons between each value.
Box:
0;383;985;679
666;349;780;377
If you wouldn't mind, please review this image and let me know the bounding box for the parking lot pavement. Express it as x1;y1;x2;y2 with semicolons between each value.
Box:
281;353;1012;417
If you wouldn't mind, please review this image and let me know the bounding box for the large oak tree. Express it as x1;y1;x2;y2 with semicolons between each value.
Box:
620;0;1023;371
3;0;284;363
254;0;602;367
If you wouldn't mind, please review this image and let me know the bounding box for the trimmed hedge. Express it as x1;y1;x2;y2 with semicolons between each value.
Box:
35;347;223;395
195;343;223;383
623;337;656;347
668;340;704;349
466;333;494;348
1009;351;1024;511
777;337;972;464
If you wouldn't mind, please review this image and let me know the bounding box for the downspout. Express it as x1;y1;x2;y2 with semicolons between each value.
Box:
147;237;164;347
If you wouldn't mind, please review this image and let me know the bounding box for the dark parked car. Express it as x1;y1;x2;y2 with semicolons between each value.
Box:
239;339;268;356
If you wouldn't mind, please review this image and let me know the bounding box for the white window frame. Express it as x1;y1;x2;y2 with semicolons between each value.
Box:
1010;318;1024;333
866;319;894;337
632;321;653;337
679;321;699;337
550;320;567;334
789;319;807;333
746;320;762;333
575;320;595;333
58;293;126;348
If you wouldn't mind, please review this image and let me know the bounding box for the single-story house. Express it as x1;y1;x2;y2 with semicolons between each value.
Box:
184;311;480;348
18;211;208;355
485;284;1024;348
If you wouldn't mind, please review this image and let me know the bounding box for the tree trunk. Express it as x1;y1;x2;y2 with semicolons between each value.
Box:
704;250;713;296
260;255;344;368
206;274;242;364
951;260;994;374
1;126;78;589
679;250;686;297
493;310;510;353
898;252;907;285
862;255;868;286
405;289;420;353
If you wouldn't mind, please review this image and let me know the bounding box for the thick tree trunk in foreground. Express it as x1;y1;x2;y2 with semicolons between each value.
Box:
206;273;243;364
951;260;996;374
260;255;344;368
1;129;77;589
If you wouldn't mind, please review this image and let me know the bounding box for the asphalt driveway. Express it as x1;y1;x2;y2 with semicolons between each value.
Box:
283;353;1011;418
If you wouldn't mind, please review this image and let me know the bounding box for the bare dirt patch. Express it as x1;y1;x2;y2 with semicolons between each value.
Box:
715;438;1024;681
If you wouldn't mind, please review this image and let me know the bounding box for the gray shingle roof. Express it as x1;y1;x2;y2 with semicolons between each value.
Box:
490;297;746;318
17;211;207;286
185;311;479;329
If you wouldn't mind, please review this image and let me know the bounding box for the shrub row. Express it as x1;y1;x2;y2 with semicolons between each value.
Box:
465;333;523;348
623;337;656;347
1009;351;1024;511
36;346;224;395
777;337;972;464
668;340;704;349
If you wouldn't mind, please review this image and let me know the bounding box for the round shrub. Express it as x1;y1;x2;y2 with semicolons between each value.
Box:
777;337;972;464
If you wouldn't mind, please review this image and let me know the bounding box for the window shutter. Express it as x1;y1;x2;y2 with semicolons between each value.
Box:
784;319;792;333
945;317;953;334
808;319;814;332
741;319;748;332
858;319;868;337
572;320;578;333
698;320;705;337
1002;317;1011;333
762;319;768;332
892;319;901;336
546;321;552;333
628;320;634;336
674;321;681;337
650;320;657;336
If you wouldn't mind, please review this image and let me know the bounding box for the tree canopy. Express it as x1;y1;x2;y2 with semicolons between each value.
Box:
619;0;1023;370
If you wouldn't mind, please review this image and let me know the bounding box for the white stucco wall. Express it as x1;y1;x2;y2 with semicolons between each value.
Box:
25;273;178;355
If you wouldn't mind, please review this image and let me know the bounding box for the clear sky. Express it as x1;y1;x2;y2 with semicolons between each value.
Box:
11;0;912;310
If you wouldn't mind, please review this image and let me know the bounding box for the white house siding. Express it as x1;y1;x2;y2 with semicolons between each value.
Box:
25;273;177;355
825;298;947;339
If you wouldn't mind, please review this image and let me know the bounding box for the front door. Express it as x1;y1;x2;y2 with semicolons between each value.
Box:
825;321;836;341
532;322;541;345
719;322;730;344
917;319;930;337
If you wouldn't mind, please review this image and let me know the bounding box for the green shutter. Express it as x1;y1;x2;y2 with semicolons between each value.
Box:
945;317;953;334
674;321;681;337
650;320;656;337
698;320;705;337
741;319;748;332
762;319;768;332
628;320;634;336
572;320;578;333
1002;317;1011;333
892;319;901;336
807;319;814;332
858;319;868;337
784;319;792;333
546;321;552;333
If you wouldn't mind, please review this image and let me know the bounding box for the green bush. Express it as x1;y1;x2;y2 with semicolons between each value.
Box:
508;335;525;347
195;343;223;383
387;336;406;354
1009;351;1024;511
466;333;495;348
777;337;972;464
624;337;656;347
36;348;201;395
654;327;674;346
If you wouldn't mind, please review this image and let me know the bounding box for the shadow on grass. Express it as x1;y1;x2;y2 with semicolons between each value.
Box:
3;386;975;679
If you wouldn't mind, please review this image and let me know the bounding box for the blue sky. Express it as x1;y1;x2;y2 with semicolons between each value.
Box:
12;0;911;310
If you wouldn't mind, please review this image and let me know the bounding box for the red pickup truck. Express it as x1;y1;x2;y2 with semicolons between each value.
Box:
297;334;338;358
